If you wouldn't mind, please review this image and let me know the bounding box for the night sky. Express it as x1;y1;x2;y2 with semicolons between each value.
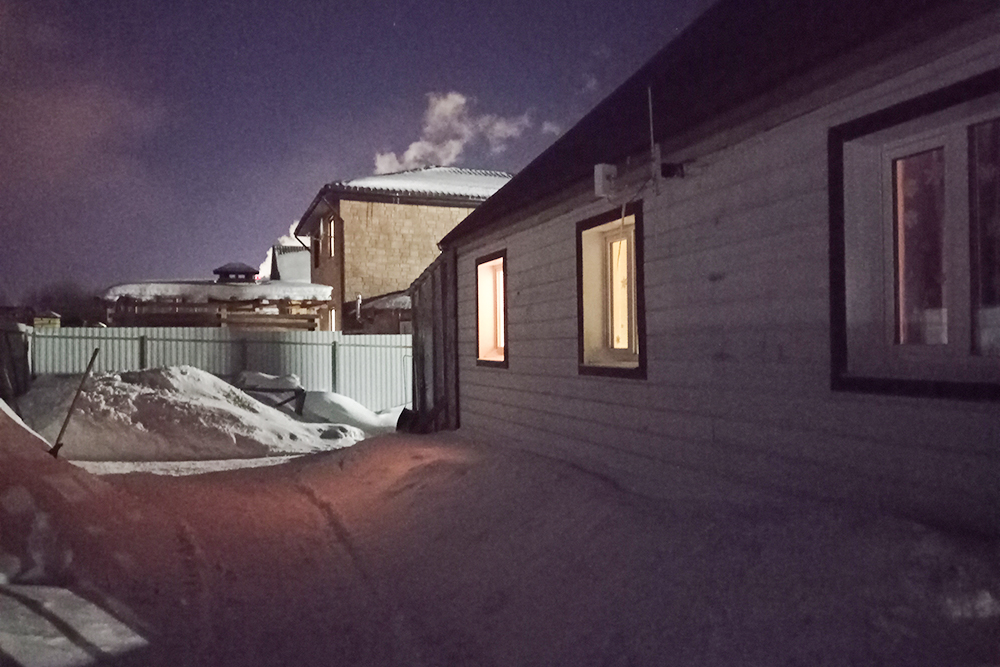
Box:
1;0;713;304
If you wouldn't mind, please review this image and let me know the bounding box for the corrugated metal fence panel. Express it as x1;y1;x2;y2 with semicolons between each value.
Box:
31;328;141;374
243;330;337;392
336;334;412;411
147;328;239;376
28;327;411;410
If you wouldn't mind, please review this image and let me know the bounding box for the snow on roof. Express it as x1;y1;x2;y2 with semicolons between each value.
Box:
328;166;511;202
103;280;333;303
359;290;411;311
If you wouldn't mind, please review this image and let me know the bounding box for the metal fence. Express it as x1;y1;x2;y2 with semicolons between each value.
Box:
28;327;411;411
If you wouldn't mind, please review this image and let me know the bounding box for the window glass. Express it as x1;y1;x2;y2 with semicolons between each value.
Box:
476;254;506;364
578;206;643;376
893;148;947;345
970;118;1000;354
609;236;631;350
835;78;1000;389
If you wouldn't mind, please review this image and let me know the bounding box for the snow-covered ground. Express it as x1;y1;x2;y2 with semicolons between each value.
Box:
1;375;998;666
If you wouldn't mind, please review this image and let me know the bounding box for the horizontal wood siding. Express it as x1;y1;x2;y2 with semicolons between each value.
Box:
451;18;1000;534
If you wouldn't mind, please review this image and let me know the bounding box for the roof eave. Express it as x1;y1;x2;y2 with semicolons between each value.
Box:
438;0;997;248
321;183;490;208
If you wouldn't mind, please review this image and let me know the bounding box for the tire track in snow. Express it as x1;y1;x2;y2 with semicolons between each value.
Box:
293;480;423;666
174;520;213;665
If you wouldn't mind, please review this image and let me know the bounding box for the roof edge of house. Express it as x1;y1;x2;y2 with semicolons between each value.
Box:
439;0;996;249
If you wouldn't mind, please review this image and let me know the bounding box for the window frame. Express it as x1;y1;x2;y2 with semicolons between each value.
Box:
576;202;646;379
325;218;336;258
829;67;1000;400
475;249;508;368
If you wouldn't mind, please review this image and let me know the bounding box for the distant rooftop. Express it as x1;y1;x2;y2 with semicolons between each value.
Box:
296;166;512;237
326;166;511;202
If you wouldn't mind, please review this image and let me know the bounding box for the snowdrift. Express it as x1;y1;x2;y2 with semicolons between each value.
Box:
0;398;180;590
236;370;404;435
18;366;364;461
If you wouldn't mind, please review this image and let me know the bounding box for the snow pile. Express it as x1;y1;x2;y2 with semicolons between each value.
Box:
302;393;401;434
237;370;404;435
18;366;364;462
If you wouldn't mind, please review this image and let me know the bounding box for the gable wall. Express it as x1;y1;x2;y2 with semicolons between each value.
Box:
453;20;1000;533
341;200;472;303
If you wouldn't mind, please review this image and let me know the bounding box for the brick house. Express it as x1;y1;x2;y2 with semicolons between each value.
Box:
295;167;511;331
411;0;1000;533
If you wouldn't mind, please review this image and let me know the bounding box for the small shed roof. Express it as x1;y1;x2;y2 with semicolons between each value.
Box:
213;262;259;276
440;0;996;247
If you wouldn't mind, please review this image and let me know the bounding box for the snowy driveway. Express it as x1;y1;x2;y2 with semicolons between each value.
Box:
4;433;999;666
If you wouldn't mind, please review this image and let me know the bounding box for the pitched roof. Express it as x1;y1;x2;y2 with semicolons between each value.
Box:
329;166;511;201
296;167;512;236
441;0;996;246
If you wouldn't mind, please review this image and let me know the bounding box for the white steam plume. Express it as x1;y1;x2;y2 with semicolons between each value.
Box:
375;92;531;174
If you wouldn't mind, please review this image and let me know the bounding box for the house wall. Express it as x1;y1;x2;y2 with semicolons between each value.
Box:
341;200;471;304
310;217;341;331
452;18;1000;533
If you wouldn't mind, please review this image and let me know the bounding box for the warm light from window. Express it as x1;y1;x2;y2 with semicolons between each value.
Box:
580;214;638;369
477;255;505;362
609;237;630;350
494;265;505;350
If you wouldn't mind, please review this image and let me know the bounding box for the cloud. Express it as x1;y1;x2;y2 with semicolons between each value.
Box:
541;121;562;136
1;83;164;192
0;0;174;300
0;2;166;200
374;92;532;174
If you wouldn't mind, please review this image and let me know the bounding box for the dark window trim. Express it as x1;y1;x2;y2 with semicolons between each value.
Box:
576;202;647;380
828;66;1000;401
475;249;509;369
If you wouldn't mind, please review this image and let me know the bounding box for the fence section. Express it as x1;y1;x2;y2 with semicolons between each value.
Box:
337;335;412;412
29;328;410;411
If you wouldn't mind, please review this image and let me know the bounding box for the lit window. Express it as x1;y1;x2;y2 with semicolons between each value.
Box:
578;204;645;378
833;71;1000;391
476;251;506;366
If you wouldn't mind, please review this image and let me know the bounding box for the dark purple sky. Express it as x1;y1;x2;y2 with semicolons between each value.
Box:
0;0;712;303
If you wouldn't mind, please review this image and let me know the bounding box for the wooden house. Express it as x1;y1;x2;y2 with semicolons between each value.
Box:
412;0;1000;533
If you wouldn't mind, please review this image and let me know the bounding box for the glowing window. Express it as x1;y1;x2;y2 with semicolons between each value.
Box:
476;252;507;366
578;204;645;378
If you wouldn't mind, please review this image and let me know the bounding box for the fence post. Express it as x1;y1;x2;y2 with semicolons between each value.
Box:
331;341;337;393
139;335;147;370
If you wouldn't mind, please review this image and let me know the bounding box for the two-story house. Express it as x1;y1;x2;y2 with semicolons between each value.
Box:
295;167;511;331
